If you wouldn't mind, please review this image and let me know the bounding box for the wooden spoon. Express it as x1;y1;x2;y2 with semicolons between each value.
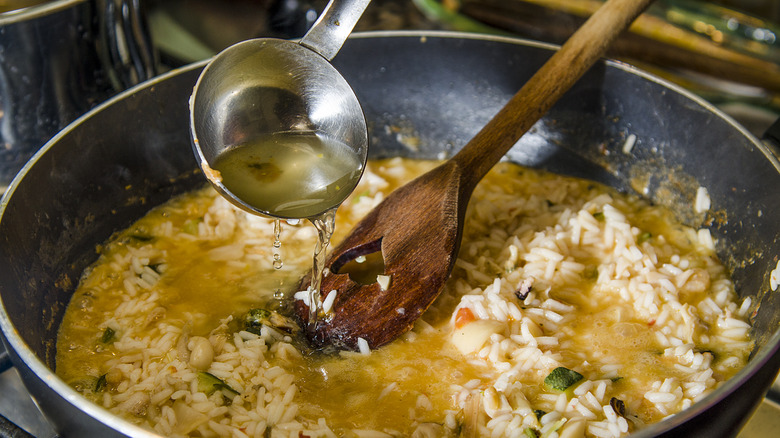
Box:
295;0;654;350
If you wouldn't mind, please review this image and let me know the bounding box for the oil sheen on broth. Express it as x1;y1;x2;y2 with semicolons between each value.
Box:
212;131;363;219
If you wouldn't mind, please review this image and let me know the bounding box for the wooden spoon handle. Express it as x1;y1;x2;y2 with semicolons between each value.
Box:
453;0;654;190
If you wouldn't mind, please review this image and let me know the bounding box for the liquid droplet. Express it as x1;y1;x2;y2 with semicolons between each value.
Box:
272;219;283;269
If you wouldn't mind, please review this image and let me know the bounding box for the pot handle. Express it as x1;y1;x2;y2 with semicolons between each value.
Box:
97;0;158;90
762;117;780;155
0;348;10;374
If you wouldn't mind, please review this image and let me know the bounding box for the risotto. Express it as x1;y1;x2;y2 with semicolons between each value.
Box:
55;158;753;438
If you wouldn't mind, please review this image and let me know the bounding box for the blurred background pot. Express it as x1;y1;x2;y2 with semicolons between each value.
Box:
0;0;157;188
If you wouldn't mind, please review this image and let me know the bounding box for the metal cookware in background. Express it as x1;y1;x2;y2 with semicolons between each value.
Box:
0;0;157;188
1;32;780;437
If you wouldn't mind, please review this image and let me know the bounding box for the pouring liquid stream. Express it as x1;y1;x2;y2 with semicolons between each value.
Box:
307;209;337;332
211;131;359;333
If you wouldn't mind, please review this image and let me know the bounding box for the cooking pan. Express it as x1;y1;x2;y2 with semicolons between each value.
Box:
1;31;779;437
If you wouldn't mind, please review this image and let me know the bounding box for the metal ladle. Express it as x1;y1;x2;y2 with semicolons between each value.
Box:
189;0;371;219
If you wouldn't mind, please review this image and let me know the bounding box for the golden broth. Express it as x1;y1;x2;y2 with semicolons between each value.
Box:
55;159;752;437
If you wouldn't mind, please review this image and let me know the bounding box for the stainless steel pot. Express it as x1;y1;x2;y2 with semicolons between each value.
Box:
1;31;779;437
0;0;157;188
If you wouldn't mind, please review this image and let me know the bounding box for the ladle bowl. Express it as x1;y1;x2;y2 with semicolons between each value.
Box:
189;0;370;219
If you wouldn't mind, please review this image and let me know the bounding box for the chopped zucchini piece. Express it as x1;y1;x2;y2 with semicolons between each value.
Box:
352;190;371;203
544;367;583;391
95;374;107;392
197;372;239;396
128;233;154;242
183;218;201;235
243;308;299;334
101;327;116;343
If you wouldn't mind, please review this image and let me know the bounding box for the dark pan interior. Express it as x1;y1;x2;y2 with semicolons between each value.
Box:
1;32;779;437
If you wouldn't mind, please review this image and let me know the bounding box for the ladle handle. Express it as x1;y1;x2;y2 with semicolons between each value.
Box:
453;0;654;191
299;0;372;61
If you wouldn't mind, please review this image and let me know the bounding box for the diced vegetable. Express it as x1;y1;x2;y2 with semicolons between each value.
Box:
544;367;583;391
454;307;476;329
451;319;504;354
637;231;652;244
172;399;209;434
593;211;605;221
95;374;107;392
243;308;299;335
128;233;154;242
352;190;371;203
101;327;116;343
197;371;239;396
183;218;201;235
524;427;540;438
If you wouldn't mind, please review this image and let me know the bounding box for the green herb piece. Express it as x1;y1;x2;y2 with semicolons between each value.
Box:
593;211;605;221
183;218;201;235
611;376;624;383
95;374;107;392
243;308;299;334
637;231;652;244
128;233;154;242
352;190;371;203
544;367;584;391
101;327;116;343
533;409;546;420
524;427;540;438
197;372;239;396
